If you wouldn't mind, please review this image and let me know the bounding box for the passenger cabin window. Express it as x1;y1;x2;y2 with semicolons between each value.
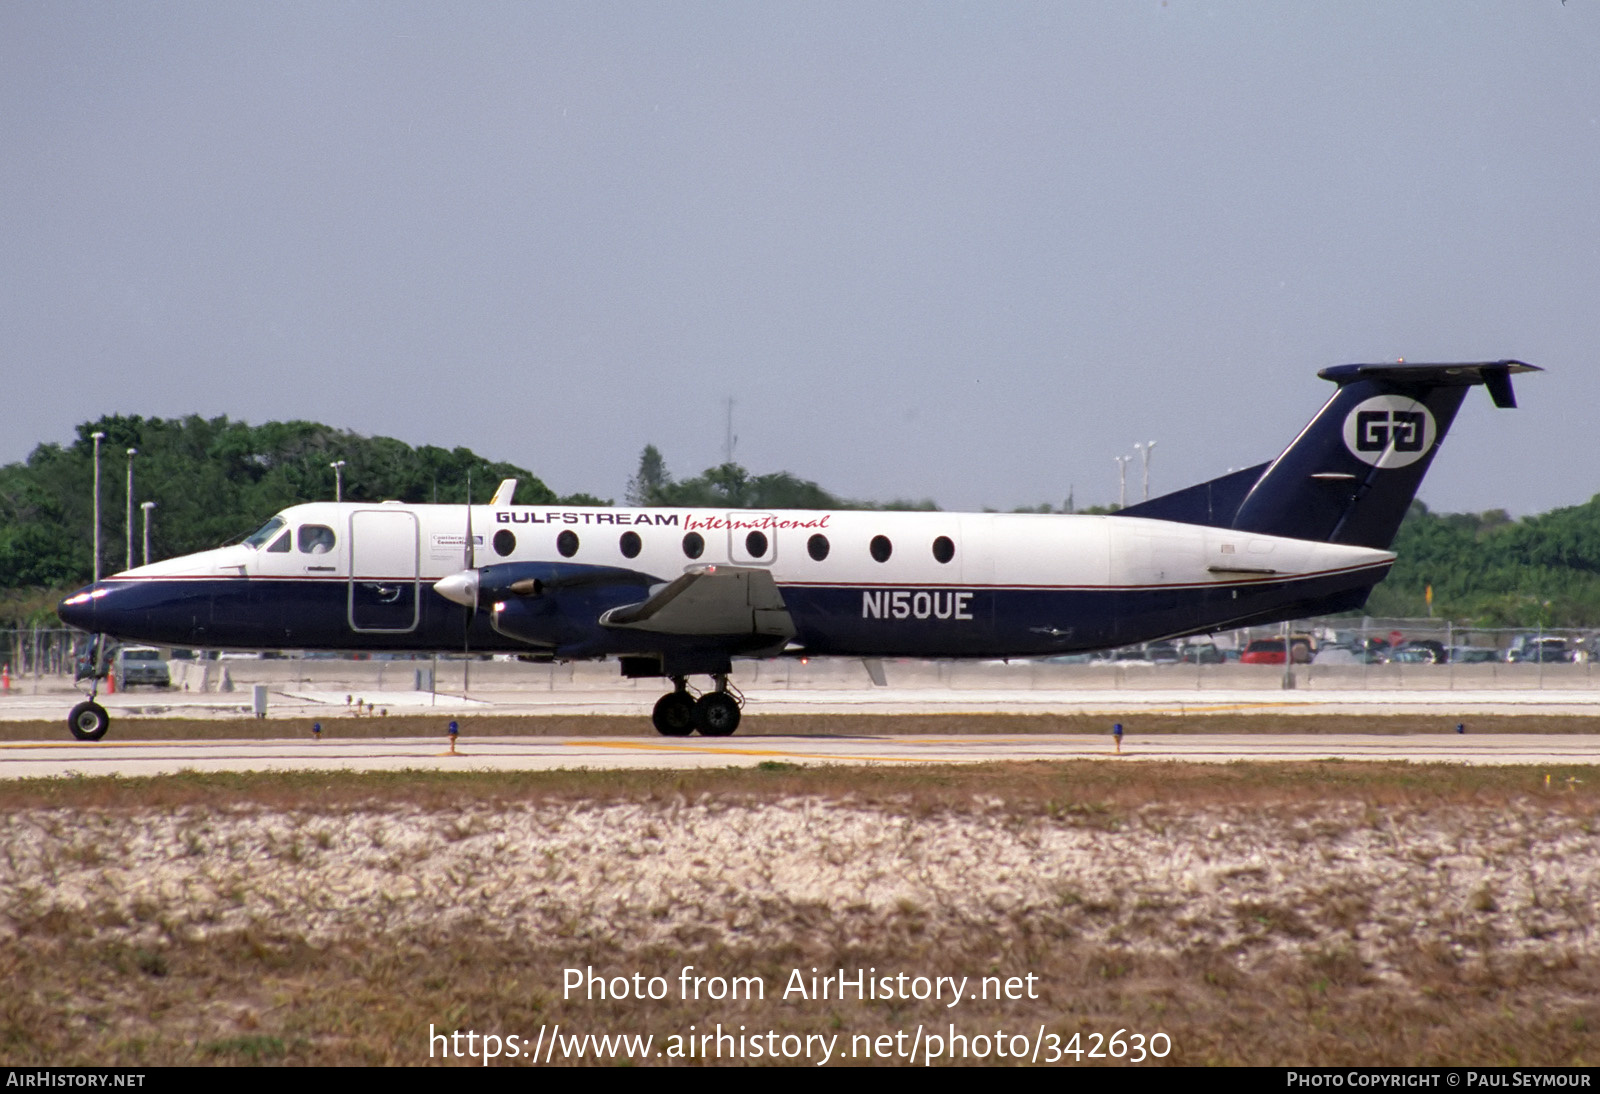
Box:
557;530;580;558
932;536;955;564
298;525;336;554
620;531;642;559
682;532;705;560
745;531;768;557
870;535;893;563
493;530;516;557
267;532;291;553
807;534;829;561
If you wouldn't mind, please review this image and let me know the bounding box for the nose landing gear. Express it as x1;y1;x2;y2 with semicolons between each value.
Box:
650;674;743;737
67;634;111;741
68;700;110;742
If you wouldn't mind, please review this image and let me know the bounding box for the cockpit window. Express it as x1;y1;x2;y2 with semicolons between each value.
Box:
298;525;336;554
243;516;287;549
267;532;291;553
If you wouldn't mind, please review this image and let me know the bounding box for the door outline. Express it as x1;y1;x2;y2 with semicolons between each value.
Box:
347;509;421;633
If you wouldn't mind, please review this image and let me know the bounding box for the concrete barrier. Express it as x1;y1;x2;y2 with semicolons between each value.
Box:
162;656;1600;694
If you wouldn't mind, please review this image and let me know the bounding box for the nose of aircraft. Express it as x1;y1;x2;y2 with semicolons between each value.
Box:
57;584;107;631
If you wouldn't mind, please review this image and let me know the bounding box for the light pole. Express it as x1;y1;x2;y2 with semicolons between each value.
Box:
330;460;346;502
1114;455;1131;510
140;501;156;566
125;448;138;572
1134;440;1156;502
90;432;105;583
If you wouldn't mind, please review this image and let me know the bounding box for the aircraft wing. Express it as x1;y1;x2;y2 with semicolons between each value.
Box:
599;565;796;638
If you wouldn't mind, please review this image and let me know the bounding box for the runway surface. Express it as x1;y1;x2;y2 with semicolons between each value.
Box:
4;731;1599;778
5;685;1600;724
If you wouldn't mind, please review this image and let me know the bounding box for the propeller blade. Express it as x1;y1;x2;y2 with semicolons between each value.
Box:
464;470;475;571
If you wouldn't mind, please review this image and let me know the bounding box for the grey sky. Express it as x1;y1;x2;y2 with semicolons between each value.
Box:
3;2;1596;515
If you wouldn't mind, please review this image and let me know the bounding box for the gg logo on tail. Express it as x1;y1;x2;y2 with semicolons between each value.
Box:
1342;395;1437;468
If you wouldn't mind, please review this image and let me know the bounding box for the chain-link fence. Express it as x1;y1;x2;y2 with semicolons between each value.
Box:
0;627;81;680
9;619;1600;695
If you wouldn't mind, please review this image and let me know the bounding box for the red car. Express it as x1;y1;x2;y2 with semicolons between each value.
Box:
1240;638;1312;664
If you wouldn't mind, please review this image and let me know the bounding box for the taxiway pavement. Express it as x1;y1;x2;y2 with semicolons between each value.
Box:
4;731;1599;778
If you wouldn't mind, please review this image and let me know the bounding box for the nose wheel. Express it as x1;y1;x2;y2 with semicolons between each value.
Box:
68;701;110;742
651;675;743;737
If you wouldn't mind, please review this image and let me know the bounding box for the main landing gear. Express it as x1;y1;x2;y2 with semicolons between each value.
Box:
651;675;742;738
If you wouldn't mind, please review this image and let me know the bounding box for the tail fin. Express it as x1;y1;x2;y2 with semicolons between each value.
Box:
1118;361;1538;550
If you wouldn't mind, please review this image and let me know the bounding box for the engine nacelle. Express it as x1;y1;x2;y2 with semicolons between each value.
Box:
477;561;660;650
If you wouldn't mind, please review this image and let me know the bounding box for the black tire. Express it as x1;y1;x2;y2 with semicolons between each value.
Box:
693;692;741;737
651;692;696;737
67;701;110;742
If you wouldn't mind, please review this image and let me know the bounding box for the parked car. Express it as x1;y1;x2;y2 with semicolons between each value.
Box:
1506;638;1572;663
1240;638;1313;665
116;646;170;689
1180;641;1225;664
1391;640;1446;664
1144;641;1181;664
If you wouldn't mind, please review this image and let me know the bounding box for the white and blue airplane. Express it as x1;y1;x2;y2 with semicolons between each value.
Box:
57;361;1536;741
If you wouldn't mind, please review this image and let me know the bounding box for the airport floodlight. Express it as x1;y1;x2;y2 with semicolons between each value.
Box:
90;432;105;583
140;501;156;566
125;448;138;572
1135;440;1157;502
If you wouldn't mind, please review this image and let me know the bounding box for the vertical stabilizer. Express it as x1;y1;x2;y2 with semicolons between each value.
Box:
1224;361;1536;549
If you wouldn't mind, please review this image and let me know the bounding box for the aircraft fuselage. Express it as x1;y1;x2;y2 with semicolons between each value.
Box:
61;502;1392;662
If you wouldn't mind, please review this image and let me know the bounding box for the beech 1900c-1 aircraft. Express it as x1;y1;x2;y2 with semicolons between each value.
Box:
57;361;1537;741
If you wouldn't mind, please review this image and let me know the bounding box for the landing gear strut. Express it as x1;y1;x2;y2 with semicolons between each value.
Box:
650;674;742;737
694;675;741;737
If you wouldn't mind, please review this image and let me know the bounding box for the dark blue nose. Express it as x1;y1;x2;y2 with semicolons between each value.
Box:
57;584;105;631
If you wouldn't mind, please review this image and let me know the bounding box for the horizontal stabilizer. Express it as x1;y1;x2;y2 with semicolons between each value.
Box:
1317;360;1538;408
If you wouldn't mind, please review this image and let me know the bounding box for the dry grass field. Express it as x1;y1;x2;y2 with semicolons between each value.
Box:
1;757;1598;1066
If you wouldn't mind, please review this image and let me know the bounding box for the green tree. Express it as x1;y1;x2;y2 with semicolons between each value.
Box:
625;445;671;506
0;415;564;595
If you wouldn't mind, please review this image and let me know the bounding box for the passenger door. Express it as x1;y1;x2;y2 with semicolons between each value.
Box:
347;510;420;633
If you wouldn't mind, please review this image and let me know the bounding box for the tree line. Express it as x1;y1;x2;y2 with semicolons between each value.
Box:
1;419;1597;628
0;414;596;619
1367;499;1600;627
